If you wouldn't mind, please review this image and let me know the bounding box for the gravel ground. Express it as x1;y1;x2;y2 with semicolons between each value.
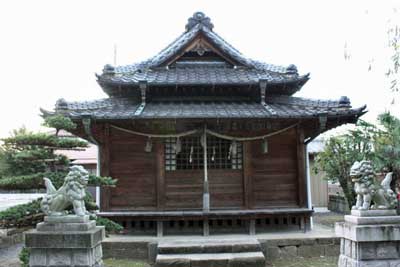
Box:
313;211;345;228
0;243;22;267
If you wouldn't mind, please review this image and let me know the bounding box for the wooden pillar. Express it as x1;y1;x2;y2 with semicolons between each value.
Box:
155;141;165;210
297;125;307;208
249;219;256;235
100;123;110;211
202;126;210;212
157;221;163;237
243;141;253;209
203;219;210;236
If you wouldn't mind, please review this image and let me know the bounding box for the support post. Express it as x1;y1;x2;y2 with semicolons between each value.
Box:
157;221;163;237
202;125;210;212
156;142;165;210
249;219;256;235
296;125;307;208
305;144;313;230
100;123;110;211
203;219;209;236
243;141;253;209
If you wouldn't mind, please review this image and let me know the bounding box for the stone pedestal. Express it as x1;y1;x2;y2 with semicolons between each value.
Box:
25;215;105;267
335;209;400;267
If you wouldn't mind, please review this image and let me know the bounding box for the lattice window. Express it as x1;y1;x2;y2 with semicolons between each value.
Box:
165;136;243;171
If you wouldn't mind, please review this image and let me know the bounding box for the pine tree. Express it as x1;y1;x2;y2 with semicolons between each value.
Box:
0;115;121;233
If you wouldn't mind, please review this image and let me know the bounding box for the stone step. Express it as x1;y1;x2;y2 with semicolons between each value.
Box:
158;238;262;254
155;252;265;267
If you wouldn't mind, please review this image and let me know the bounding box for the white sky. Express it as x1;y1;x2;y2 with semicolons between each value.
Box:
0;0;399;138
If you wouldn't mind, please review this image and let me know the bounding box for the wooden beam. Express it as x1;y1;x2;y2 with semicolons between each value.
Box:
297;125;307;208
100;123;111;211
156;141;165;210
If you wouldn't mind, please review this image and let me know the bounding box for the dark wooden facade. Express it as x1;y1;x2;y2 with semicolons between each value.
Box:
98;125;303;212
44;12;366;235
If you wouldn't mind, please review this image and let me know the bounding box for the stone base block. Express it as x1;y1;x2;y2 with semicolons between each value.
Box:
25;226;104;248
36;220;96;232
337;213;400;267
29;245;103;267
344;215;400;225
351;209;397;217
336;221;400;242
25;222;105;267
338;254;400;267
44;215;90;223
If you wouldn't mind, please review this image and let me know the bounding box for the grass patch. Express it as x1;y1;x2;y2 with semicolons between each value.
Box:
104;258;150;267
268;256;338;267
103;257;338;267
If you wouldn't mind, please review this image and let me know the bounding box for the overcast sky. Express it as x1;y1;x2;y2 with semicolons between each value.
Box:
0;0;399;138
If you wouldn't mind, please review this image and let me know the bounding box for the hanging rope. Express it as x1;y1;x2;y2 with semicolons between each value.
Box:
110;125;198;138
110;122;299;141
205;123;299;141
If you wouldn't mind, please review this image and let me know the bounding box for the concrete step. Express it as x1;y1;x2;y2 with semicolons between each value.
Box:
157;238;262;254
155;251;265;267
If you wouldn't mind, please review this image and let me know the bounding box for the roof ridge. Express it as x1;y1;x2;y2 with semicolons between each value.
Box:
185;12;214;32
267;95;352;108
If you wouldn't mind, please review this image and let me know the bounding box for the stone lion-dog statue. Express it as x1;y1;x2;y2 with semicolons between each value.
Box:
350;160;397;210
41;165;89;216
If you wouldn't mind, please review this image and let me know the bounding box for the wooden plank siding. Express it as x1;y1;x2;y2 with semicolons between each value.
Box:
250;128;300;208
102;125;307;212
107;128;157;210
209;169;243;209
164;170;203;210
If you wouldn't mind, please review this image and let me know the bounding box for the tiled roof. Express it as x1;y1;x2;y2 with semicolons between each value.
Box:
98;64;308;86
97;12;308;90
49;96;366;120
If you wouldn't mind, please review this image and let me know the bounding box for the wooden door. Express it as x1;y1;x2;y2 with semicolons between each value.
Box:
207;137;244;209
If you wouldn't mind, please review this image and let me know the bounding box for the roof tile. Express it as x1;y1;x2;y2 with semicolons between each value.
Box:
53;96;365;120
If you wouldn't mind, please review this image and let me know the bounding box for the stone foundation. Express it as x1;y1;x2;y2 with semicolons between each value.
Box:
260;237;340;260
336;209;400;267
25;215;105;267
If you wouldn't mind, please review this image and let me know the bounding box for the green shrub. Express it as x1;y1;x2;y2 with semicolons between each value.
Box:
95;217;123;235
0;200;43;227
19;247;30;267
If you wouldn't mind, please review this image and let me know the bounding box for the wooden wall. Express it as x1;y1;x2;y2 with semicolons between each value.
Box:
209;169;243;209
164;170;203;210
100;125;306;211
162;169;243;210
105;128;157;211
247;128;302;208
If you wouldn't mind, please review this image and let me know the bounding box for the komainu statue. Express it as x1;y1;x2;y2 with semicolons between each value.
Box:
41;165;89;216
350;160;397;210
